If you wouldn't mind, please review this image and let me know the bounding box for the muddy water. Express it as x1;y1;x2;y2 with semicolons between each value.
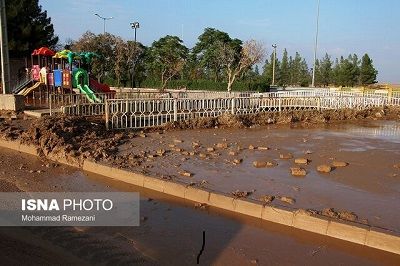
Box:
1;148;400;265
118;120;400;232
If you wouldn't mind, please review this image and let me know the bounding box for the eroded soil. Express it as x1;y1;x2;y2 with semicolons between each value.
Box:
0;148;399;265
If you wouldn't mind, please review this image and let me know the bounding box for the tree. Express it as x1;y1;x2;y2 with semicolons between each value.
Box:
5;0;58;57
147;35;188;90
73;32;116;82
217;40;265;91
193;28;237;81
279;49;290;86
359;53;378;85
319;53;333;87
262;53;280;86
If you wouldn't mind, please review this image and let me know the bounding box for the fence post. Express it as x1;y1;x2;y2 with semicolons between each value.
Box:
278;98;282;112
49;94;52;116
173;98;178;122
231;97;236;115
105;99;110;130
317;97;321;111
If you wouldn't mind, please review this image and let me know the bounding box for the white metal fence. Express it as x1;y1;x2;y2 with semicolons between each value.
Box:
105;94;400;129
50;89;400;130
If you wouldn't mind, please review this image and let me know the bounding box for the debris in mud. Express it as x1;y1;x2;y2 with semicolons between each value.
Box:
250;259;259;264
257;146;269;150
317;165;332;173
192;142;201;148
156;149;166;156
179;171;193;177
173;139;183;143
393;163;400;169
253;160;277;168
168;144;176;148
259;195;275;203
290;167;307;176
279;196;295;205
194;203;208;209
233;158;243;165
231;190;254;198
322;208;339;219
139;133;146;138
294;158;309;165
199;153;207;159
279;153;293;159
304;150;313;154
248;145;256;150
321;208;358;222
228;151;237;156
216;142;228;149
332;161;348;167
338;210;358;221
206;147;215;152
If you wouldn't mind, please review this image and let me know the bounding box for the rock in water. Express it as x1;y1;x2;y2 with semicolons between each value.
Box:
290;167;307;176
317;165;332;173
332;161;348;167
294;158;309;164
280;153;293;159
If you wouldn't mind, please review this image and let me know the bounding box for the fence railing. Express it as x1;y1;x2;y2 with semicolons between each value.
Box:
105;97;321;129
104;95;400;129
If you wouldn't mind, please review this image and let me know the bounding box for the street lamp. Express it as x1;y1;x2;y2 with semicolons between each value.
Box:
130;22;140;88
0;0;10;94
94;13;114;34
272;44;277;86
311;0;321;87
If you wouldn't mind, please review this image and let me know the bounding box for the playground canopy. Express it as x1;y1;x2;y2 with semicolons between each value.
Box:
31;47;56;56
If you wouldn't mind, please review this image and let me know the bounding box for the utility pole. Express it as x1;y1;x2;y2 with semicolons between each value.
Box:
94;13;114;34
272;44;277;86
0;0;10;94
311;0;321;87
130;22;140;89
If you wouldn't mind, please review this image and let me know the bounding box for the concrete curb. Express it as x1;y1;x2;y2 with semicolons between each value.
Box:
1;138;400;255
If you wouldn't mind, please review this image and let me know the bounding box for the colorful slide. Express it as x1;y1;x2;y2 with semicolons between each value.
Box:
73;68;102;103
12;78;33;94
77;84;102;103
89;77;114;94
18;82;42;96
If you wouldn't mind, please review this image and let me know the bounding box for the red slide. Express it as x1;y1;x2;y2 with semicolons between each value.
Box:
89;78;115;94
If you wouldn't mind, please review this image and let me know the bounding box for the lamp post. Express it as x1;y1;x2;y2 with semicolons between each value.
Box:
272;44;277;86
94;13;114;34
311;0;321;87
130;22;140;88
0;0;10;94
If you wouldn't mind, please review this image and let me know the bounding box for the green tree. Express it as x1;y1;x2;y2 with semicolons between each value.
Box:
147;35;188;90
5;0;58;57
193;28;236;81
319;53;333;87
279;49;290;86
359;53;378;85
73;32;116;82
262;53;280;86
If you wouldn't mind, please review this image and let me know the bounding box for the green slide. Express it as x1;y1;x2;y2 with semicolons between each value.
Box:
77;84;101;103
73;68;102;103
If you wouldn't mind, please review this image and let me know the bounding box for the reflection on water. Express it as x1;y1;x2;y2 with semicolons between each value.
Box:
327;121;400;144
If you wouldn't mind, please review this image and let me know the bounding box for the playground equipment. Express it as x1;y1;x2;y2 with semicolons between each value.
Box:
12;47;114;102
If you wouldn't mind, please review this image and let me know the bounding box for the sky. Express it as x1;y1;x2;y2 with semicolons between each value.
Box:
39;0;400;83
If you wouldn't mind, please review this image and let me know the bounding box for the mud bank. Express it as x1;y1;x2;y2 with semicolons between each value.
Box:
158;106;400;131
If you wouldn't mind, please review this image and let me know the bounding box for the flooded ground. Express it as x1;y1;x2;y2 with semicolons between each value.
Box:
117;120;400;232
0;148;399;265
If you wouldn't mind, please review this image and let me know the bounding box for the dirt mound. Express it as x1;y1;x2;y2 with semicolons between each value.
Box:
158;107;400;131
19;115;127;165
